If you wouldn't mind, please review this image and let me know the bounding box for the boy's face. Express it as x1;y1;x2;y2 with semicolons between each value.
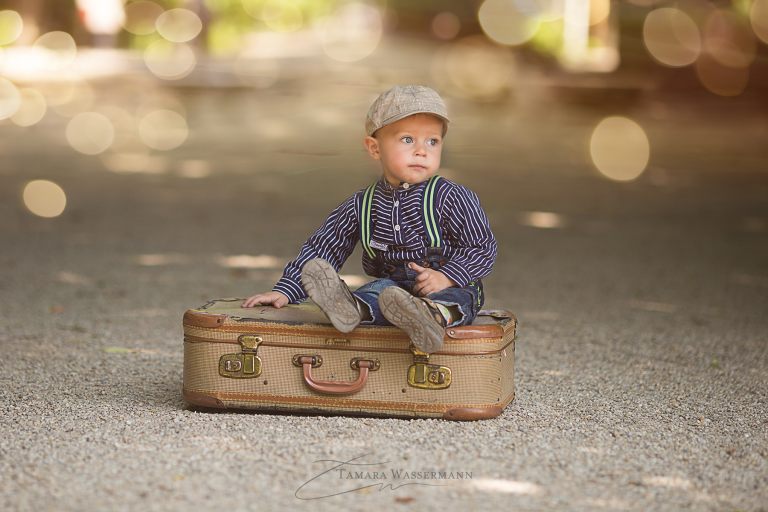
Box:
364;113;444;187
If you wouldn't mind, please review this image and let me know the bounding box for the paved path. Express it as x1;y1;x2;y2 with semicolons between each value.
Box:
1;42;766;511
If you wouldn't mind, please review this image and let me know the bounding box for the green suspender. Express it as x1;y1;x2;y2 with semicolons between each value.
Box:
360;184;376;258
423;175;442;248
359;175;442;257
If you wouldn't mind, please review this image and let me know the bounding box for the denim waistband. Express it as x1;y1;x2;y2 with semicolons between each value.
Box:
378;247;449;279
380;263;418;281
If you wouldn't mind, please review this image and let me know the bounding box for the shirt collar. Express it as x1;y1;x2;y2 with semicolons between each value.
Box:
377;177;430;194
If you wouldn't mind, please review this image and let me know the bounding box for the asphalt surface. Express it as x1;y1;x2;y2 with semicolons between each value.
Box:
1;43;767;511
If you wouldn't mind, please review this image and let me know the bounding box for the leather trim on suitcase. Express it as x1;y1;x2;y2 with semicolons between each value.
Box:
183;310;227;328
184;388;515;415
182;317;514;343
183;389;226;408
442;406;505;420
445;325;504;339
183;334;514;356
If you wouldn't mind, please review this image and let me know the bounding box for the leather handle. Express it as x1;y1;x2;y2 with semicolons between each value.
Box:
298;356;373;395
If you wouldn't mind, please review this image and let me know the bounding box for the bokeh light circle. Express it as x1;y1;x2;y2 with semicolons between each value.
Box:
478;0;540;46
702;9;756;69
589;0;611;26
0;10;24;45
524;0;564;22
431;36;515;101
241;0;262;19
11;88;47;126
156;8;202;43
33;31;77;70
752;0;768;44
23;180;67;218
695;54;749;97
590;117;650;182
97;105;138;152
432;12;461;40
137;92;186;119
318;3;383;62
48;79;95;117
643;7;701;67
123;1;163;36
0;77;21;119
138;109;188;150
261;1;304;32
144;41;196;80
66;112;115;155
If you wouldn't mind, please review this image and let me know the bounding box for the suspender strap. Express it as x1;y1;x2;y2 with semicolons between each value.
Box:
360;184;376;259
423;175;442;248
359;176;443;258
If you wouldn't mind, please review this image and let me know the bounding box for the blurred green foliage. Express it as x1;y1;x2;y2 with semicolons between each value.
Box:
203;0;338;54
530;19;563;57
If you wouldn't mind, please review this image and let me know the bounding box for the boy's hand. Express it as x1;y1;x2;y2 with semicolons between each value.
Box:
409;262;456;296
242;291;289;308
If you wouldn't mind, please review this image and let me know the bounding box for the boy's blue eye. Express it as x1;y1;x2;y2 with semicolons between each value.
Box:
402;136;413;144
428;138;440;146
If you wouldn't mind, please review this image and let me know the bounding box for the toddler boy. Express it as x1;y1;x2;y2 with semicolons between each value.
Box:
243;85;497;353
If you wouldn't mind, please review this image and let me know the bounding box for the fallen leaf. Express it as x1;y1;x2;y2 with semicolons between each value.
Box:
104;347;135;354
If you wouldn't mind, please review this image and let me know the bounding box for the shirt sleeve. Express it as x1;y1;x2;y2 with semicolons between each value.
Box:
273;194;360;303
438;184;498;288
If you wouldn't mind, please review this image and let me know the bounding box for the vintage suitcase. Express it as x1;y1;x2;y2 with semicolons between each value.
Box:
183;298;517;421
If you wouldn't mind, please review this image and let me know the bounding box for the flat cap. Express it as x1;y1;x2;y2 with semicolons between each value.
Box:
365;85;449;136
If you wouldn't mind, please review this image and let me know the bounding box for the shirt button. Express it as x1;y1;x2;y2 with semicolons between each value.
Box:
394;201;399;207
394;225;400;231
402;183;410;189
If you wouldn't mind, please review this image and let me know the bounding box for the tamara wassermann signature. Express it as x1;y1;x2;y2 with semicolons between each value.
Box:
295;454;448;500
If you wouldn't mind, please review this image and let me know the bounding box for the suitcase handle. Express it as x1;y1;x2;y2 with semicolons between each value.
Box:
296;355;376;395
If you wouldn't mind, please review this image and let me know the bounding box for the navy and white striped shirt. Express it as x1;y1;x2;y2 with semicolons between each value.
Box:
273;176;497;303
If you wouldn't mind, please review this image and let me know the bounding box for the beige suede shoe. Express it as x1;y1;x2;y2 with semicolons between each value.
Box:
378;286;447;353
301;258;362;333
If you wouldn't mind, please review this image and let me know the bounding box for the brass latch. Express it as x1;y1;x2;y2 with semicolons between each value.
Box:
407;348;451;390
219;335;263;378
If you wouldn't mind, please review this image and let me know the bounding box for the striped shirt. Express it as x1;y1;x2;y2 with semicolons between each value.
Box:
273;176;497;303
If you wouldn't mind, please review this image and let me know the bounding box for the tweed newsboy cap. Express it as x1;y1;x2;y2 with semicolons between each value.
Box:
365;85;449;136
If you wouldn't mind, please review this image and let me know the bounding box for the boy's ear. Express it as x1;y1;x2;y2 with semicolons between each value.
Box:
363;136;380;160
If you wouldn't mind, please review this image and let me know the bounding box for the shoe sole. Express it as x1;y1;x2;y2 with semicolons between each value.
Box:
379;287;445;353
301;259;360;333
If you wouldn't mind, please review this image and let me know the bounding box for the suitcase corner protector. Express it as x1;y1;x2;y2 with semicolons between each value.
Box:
183;389;226;409
442;406;504;421
183;310;227;329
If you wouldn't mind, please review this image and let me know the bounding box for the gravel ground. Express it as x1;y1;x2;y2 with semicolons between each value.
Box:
1;43;767;511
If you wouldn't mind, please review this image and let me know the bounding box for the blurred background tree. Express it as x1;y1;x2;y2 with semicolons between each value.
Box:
0;0;766;95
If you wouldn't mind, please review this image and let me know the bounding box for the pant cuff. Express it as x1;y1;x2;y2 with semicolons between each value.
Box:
353;294;375;324
434;300;466;328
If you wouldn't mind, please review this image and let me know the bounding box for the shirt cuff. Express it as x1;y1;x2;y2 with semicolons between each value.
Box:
273;276;307;304
438;263;473;289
